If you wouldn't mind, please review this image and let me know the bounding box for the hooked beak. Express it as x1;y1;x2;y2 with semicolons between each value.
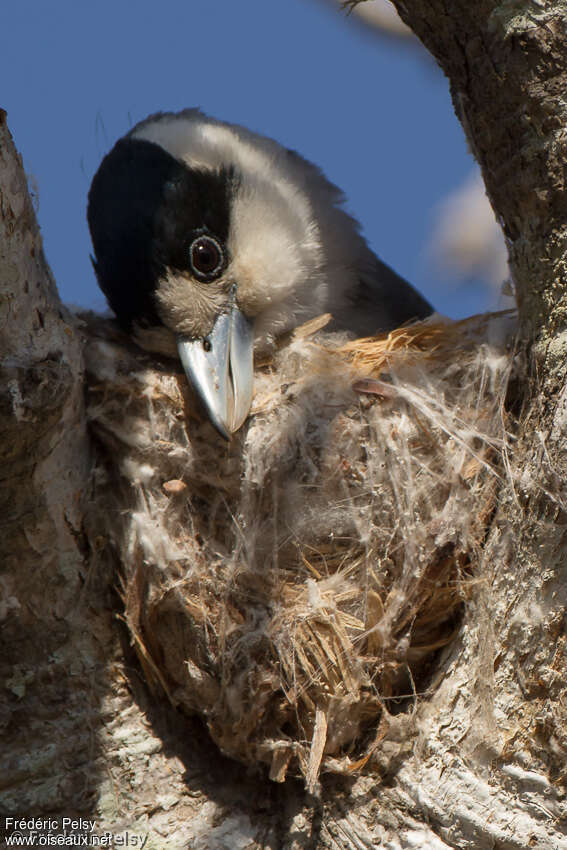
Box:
177;300;254;440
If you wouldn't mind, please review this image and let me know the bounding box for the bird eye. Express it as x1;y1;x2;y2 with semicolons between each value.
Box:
189;235;224;281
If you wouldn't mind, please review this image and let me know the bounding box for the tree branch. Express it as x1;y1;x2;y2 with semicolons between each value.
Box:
390;2;567;365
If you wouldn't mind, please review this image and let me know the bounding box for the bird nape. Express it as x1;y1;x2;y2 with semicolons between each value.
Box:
87;108;432;439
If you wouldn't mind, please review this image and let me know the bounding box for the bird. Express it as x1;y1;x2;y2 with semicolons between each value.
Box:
87;109;432;439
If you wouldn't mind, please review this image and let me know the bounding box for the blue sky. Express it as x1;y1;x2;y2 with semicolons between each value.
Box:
3;0;494;318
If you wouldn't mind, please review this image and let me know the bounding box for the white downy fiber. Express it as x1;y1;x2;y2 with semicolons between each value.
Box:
85;310;517;789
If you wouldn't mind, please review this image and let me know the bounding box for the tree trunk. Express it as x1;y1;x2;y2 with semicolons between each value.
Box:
3;2;567;846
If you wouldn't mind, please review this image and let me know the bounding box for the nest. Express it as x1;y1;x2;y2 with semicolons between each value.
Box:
84;310;516;790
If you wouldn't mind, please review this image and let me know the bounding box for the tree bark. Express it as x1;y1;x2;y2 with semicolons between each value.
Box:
3;2;567;847
391;1;567;363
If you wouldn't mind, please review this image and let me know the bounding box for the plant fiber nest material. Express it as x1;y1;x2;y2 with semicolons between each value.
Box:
85;311;516;789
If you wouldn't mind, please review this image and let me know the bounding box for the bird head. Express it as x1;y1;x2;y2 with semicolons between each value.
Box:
88;109;432;438
87;110;340;439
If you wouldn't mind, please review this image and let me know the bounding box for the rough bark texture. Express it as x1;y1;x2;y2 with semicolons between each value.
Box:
392;1;567;371
3;1;567;847
0;110;93;812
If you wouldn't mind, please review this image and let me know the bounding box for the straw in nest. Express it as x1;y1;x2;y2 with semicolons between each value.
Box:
85;310;516;790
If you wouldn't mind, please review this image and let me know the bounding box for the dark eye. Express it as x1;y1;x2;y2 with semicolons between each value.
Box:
189;235;224;281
